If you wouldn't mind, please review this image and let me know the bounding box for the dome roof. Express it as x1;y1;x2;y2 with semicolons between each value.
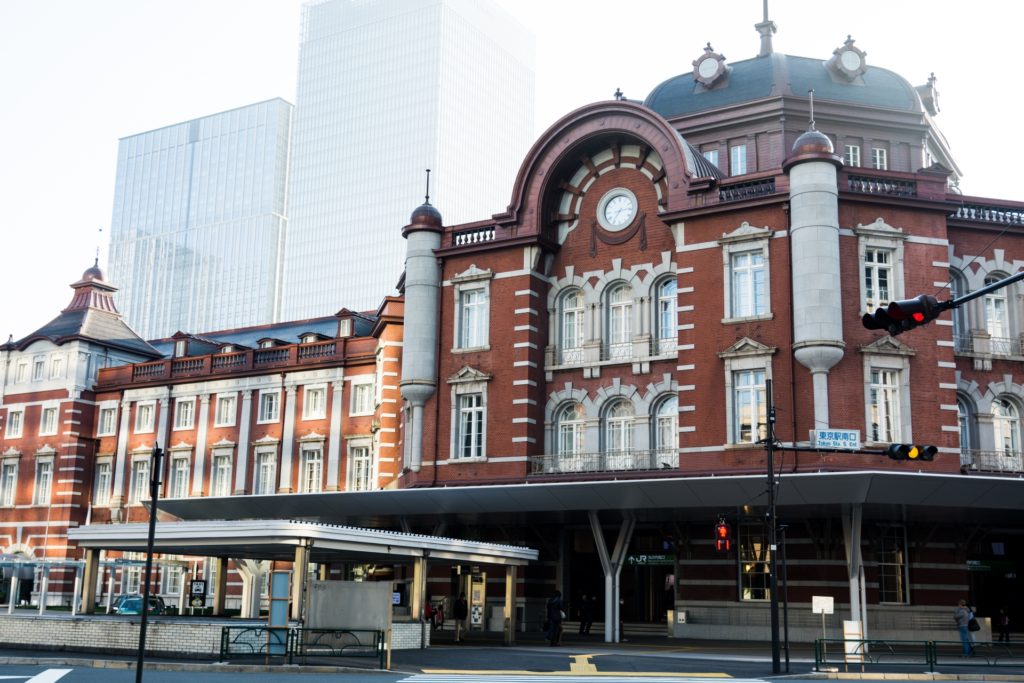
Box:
645;52;922;120
81;261;106;282
409;201;442;228
791;128;834;156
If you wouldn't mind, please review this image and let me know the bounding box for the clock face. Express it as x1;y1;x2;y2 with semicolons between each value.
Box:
603;194;635;227
840;49;862;72
698;57;719;79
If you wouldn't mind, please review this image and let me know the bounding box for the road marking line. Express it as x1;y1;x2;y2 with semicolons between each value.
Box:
27;672;73;683
569;655;597;673
420;670;731;677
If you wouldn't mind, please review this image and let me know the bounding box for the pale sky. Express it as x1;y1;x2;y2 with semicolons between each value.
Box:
1;0;1018;340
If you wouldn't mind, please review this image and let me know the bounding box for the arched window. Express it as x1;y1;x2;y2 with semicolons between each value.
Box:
559;289;585;364
605;283;633;360
653;395;678;467
957;396;974;459
949;271;968;349
602;399;634;471
985;274;1010;354
993;398;1021;456
555;402;586;473
655;278;677;354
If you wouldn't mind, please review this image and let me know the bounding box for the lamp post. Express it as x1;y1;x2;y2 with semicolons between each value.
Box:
764;379;781;674
135;444;163;683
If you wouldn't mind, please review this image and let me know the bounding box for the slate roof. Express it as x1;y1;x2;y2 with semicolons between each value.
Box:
645;53;922;120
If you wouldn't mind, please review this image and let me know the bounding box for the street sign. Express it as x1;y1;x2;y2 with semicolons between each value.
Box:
814;429;860;450
812;595;834;614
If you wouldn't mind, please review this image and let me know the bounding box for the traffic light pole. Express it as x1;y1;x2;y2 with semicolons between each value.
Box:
765;379;781;675
948;269;1024;307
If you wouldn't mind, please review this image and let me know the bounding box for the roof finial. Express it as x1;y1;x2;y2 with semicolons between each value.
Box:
808;89;816;131
755;0;777;57
613;87;625;100
424;169;431;205
95;226;102;267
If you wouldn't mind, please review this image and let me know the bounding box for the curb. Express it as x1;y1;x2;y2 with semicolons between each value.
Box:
0;656;386;674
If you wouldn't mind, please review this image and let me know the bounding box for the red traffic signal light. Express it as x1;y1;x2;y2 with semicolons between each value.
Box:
885;444;937;461
715;521;732;552
863;295;944;335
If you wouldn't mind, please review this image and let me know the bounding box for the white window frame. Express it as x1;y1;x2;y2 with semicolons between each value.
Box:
720;224;772;323
129;456;150;504
39;403;60;436
732;369;766;444
448;369;490;461
174;398;196;431
14;361;28;384
6;408;24;439
653;395;679;457
96;403;118;437
702;148;719;167
253;447;277;496
257;389;281;424
729;143;747;176
161;565;183;595
844;144;861;167
49;355;64;379
299;443;324;493
347;439;374;492
210;448;233;497
556;402;586;458
0;459;18;507
93;458;112;506
302;384;327;420
214;393;237;427
168;453;190;499
862;348;912;445
451;267;493;352
720;341;774;446
134;401;156;434
984;274;1011;354
605;282;633;360
559;288;586;364
992;398;1022;456
871;147;888;170
868;368;900;443
32;357;45;382
856;219;906;314
349;379;375;416
174;340;187;357
654;278;678;354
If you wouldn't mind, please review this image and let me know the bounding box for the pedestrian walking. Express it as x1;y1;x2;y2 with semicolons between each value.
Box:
545;590;564;646
954;599;974;657
578;593;595;634
998;607;1011;643
454;592;468;643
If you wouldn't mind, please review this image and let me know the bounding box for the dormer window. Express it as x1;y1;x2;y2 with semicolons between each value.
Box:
259;340;274;349
338;318;353;338
302;334;318;344
221;345;234;354
174;340;187;357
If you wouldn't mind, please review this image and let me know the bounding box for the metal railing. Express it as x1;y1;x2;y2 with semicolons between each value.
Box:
719;177;776;203
528;449;679;475
954;334;1022;356
847;174;917;197
220;625;386;669
815;638;1024;672
960;448;1024;474
554;338;676;368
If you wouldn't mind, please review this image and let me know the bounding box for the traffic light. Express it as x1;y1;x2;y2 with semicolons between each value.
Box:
862;294;944;335
714;519;732;552
885;444;937;461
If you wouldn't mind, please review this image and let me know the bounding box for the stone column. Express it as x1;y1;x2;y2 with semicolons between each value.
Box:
191;394;211;496
80;548;99;614
326;380;344;491
233;390;253;494
279;386;297;492
111;399;132;507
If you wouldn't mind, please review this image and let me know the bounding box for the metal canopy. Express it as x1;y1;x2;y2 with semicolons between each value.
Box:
154;471;1024;529
69;519;538;565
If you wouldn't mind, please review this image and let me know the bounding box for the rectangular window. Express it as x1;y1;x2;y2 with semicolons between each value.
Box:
303;386;327;420
869;369;899;442
124;564;141;595
50;356;63;379
878;526;907;603
39;406;59;436
351;381;374;416
135;402;155;433
214;394;237;427
863;248;892;310
871;147;888;170
740;524;771;601
161;565;183;595
6;409;23;438
210;452;232;497
32;358;45;382
169;457;190;499
734;369;766;443
15;362;28;384
703;149;719;167
258;390;280;423
254;449;277;495
174;340;186;357
33;459;53;505
300;445;323;493
174;399;195;430
348;443;373;491
459;287;489;348
844;144;861;167
1;461;17;506
730;251;766;317
729;144;747;175
130;459;150;503
93;461;111;506
97;406;117;436
457;393;485;459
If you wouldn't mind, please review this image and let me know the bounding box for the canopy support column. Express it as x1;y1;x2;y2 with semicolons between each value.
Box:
291;543;310;621
212;557;228;616
589;510;635;643
81;549;98;614
842;504;865;639
503;565;518;646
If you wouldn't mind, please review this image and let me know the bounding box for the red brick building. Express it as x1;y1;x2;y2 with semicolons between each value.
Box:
3;21;1023;643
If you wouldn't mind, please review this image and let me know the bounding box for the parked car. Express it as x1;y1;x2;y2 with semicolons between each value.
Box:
112;594;165;615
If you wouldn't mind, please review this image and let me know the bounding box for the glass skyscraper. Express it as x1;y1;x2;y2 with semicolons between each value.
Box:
107;99;292;339
281;0;535;317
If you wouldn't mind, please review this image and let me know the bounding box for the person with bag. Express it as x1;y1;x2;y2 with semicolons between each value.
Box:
545;590;564;646
954;599;974;656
